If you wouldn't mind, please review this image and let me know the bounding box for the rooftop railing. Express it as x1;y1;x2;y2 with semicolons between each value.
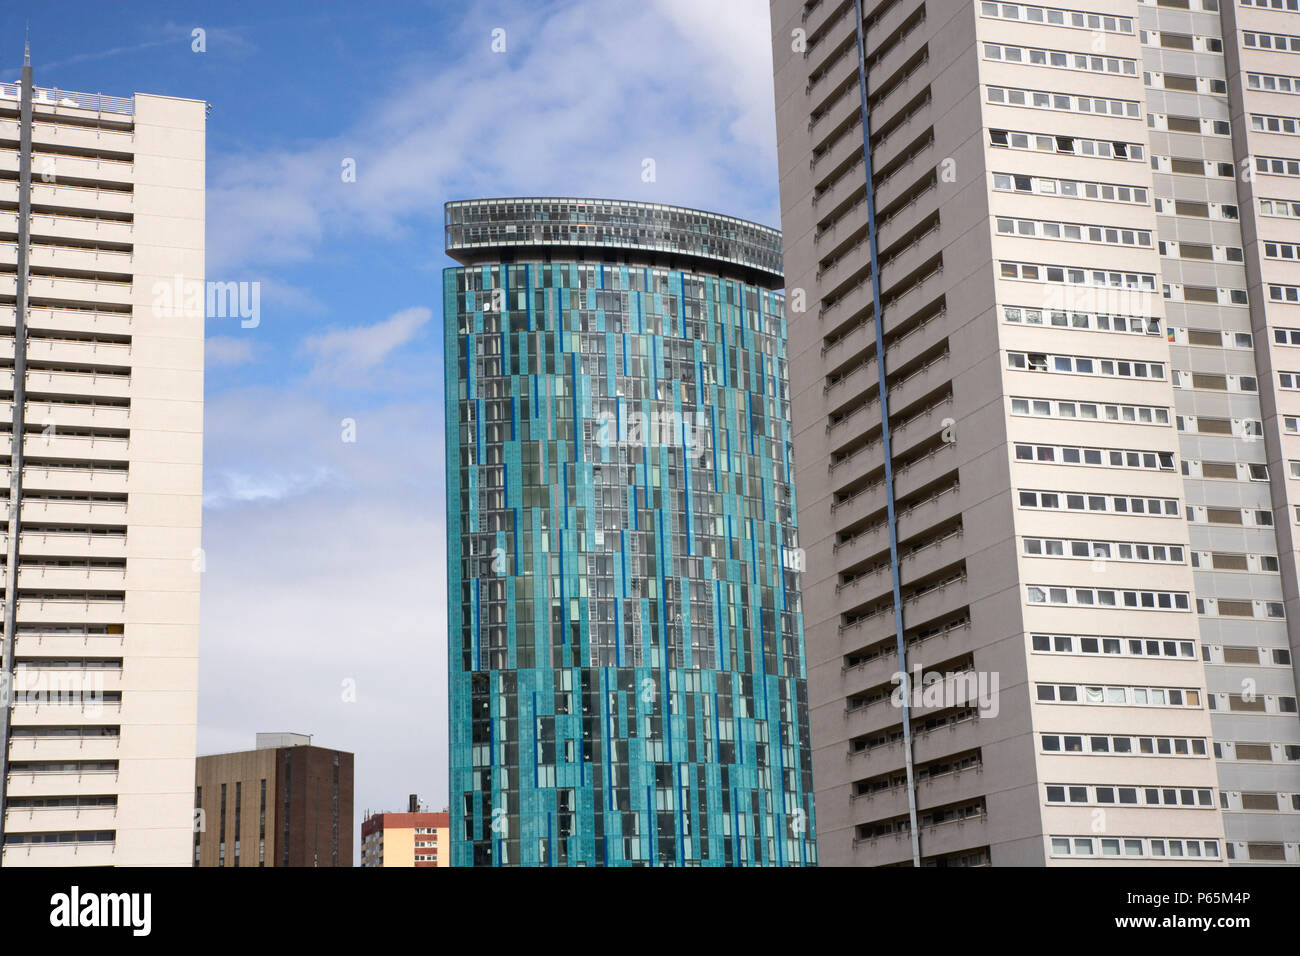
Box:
0;82;133;116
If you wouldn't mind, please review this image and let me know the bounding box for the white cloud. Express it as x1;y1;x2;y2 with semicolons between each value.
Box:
301;306;433;384
654;0;778;154
203;465;340;509
205;0;780;273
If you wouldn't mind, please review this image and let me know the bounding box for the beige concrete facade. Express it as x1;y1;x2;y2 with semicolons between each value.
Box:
771;0;1300;865
360;808;450;867
0;86;205;866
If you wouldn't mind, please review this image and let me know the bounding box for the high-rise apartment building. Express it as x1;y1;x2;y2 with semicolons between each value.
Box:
0;54;205;866
444;198;817;866
194;734;354;867
360;795;450;867
770;0;1300;865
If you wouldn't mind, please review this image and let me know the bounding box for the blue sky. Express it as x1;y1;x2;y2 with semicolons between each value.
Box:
3;0;779;836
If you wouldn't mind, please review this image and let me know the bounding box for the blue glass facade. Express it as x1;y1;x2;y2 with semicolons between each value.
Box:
445;199;816;866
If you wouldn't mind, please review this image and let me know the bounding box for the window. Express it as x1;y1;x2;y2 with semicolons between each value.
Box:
1251;114;1300;135
1018;489;1179;516
1045;784;1212;807
1002;305;1159;335
1023;537;1184;564
1040;733;1206;757
1010;396;1169;425
992;172;1147;204
983;42;1137;75
1262;198;1300;219
979;3;1133;33
1030;633;1195;659
995;216;1153;247
1265;241;1300;261
999;261;1157;289
1257;156;1300;177
1243;31;1300;53
986;86;1141;119
1014;442;1175;472
988;128;1144;161
1037;683;1201;708
1007;350;1164;380
1248;72;1300;96
1027;585;1190;610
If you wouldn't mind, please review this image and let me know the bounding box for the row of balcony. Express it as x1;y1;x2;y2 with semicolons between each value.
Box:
0;175;134;215
0;305;133;337
0;116;134;159
0;271;132;307
0;210;134;246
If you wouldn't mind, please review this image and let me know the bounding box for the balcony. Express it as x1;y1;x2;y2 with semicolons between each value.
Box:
29;181;134;216
805;0;852;65
810;85;861;150
865;0;922;59
21;464;130;495
888;395;954;460
24;369;132;399
27;244;134;276
819;237;873;302
14;597;126;626
13;531;128;559
14;629;125;657
812;118;863;181
24;117;135;152
21;498;128;525
0;306;133;338
12;665;123;696
6;734;122;762
24;212;133;246
21;398;131;430
3;768;119;799
0;840;117;867
26;337;132;371
892;439;957;500
25;275;132;309
1;433;132;464
815;186;869;256
875;138;937;212
30;153;134;188
17;566;127;591
830;480;888;535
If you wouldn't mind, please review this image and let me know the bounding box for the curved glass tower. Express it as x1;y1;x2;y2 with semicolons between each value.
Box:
444;198;816;866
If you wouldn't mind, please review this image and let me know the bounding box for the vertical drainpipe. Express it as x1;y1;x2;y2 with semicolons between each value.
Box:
0;39;34;853
850;0;921;866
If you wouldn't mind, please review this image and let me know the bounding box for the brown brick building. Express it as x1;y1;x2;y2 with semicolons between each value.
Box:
194;733;353;867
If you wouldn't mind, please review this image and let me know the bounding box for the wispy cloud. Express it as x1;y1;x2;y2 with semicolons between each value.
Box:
301;306;432;384
203;465;340;509
205;0;777;272
26;23;252;74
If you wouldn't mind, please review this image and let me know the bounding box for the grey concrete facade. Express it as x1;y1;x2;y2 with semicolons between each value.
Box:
771;0;1300;866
